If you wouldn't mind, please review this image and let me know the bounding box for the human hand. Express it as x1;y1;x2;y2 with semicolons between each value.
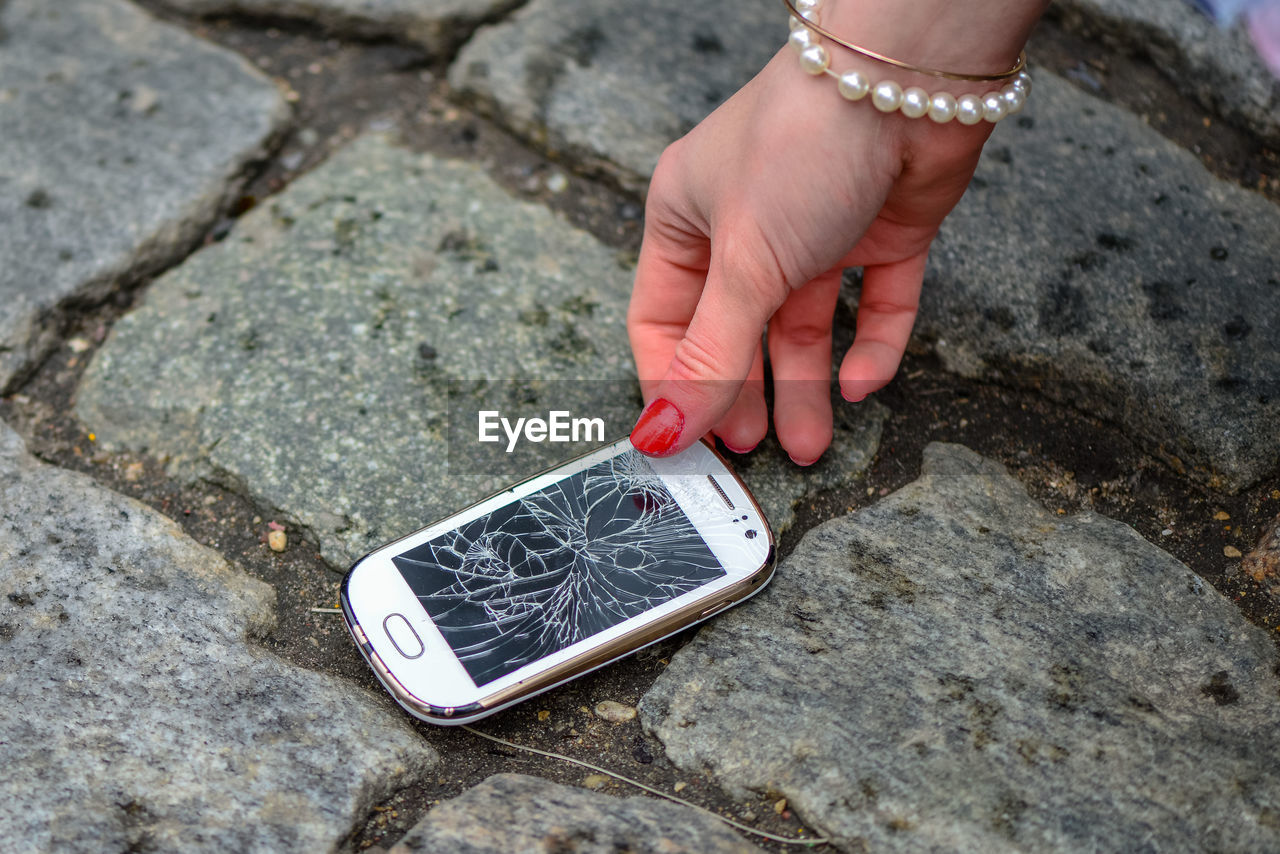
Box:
627;2;1045;463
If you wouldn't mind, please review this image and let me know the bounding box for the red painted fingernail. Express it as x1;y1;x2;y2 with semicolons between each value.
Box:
630;398;685;457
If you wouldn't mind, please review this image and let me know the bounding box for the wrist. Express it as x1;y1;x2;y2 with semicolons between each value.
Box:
815;0;1047;78
782;0;1040;128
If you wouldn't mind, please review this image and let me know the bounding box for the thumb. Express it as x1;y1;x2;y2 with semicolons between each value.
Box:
630;243;786;457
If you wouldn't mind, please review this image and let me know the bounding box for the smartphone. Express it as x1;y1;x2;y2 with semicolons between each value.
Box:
340;437;775;725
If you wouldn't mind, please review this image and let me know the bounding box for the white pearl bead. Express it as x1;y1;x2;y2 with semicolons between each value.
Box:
798;44;830;75
795;0;822;12
871;80;904;113
901;87;930;119
788;27;816;52
956;93;984;125
837;70;870;101
1013;71;1031;96
1003;84;1025;113
789;15;807;31
928;92;957;123
982;91;1007;122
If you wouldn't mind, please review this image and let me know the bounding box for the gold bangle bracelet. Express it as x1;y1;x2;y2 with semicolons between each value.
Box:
780;0;1026;83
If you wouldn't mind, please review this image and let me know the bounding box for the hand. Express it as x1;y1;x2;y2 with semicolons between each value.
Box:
626;0;1046;462
626;46;998;463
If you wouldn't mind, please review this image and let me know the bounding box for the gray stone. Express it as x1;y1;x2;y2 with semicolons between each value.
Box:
77;135;632;569
1053;0;1280;144
905;71;1280;492
77;135;882;568
0;0;287;392
641;442;1280;852
156;0;520;55
449;0;781;191
388;773;765;854
0;420;437;853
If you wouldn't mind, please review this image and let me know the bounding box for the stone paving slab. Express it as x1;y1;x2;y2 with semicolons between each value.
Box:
449;0;780;191
641;442;1280;852
1054;0;1280;143
156;0;520;55
0;420;438;853
0;0;287;393
907;70;1280;492
388;773;766;853
76;135;881;568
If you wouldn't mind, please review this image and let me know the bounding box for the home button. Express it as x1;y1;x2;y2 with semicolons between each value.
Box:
383;613;424;659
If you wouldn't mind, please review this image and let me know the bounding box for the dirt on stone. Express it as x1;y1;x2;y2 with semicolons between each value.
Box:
3;8;1279;853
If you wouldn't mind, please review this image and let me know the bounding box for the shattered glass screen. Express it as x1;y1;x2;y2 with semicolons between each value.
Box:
392;450;725;686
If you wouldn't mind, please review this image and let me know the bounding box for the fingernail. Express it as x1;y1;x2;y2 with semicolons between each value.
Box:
788;453;820;467
630;398;685;457
722;442;758;455
841;389;867;403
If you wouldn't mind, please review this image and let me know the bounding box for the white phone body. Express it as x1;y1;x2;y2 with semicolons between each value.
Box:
341;437;775;725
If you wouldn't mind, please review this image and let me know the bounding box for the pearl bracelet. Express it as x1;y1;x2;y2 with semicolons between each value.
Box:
783;0;1031;124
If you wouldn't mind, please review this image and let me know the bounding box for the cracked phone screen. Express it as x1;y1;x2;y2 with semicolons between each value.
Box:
392;450;725;687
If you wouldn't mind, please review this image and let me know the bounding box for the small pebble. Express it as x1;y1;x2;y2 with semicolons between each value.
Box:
1242;513;1280;586
582;774;610;790
740;810;757;823
1214;511;1231;521
673;782;687;793
130;84;159;114
268;530;287;552
537;709;550;722
774;798;788;814
67;337;91;353
1160;528;1173;537
1224;545;1243;558
545;172;569;194
594;700;637;723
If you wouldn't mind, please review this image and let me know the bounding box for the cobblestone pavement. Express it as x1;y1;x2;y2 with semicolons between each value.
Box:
2;0;1278;851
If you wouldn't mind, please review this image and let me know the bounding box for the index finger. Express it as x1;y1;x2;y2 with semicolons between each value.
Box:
626;217;711;398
